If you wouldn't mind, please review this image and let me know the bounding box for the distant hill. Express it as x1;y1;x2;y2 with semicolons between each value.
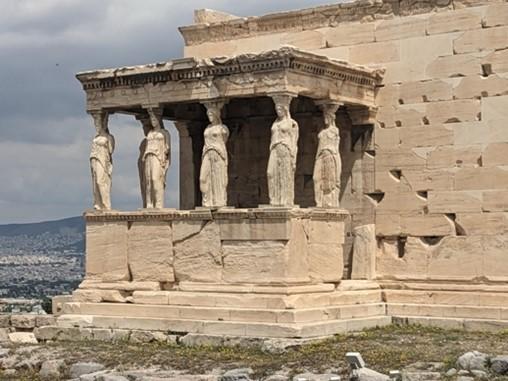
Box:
0;216;85;237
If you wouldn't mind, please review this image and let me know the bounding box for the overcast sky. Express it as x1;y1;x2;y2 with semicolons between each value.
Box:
0;0;339;224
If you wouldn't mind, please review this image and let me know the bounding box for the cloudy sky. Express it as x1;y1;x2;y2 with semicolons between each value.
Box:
0;0;338;224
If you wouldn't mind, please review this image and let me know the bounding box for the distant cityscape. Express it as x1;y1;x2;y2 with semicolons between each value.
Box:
0;217;85;301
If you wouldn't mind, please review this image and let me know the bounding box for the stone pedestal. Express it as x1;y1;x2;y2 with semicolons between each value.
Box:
53;208;391;339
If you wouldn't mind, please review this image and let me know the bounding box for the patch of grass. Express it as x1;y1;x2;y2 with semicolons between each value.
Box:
4;325;508;380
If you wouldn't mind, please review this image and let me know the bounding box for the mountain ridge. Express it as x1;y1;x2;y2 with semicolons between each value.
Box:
0;216;85;237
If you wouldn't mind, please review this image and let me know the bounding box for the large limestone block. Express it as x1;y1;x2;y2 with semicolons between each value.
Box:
487;119;508;143
427;7;484;35
453;75;508;99
351;225;376;280
128;221;174;282
308;243;343;282
426;52;484;78
375;214;401;236
428;190;483;213
398;80;453;104
401;169;455;191
426;145;482;170
456;213;508;235
483;190;508;212
376;237;430;280
484;234;508;280
400;214;455;236
304;219;344;245
428;236;483;280
349;41;400;64
452;122;488;145
454;26;508;54
376;148;426;170
86;221;129;282
383;33;457;84
376;84;400;108
483;143;508;167
319;23;375;47
376;168;455;193
222;241;292;284
377;104;425;128
484;49;508;74
222;219;310;284
218;219;291;241
376;192;426;215
376;15;427;42
313;46;350;61
173;221;223;283
281;30;325;50
400;125;454;148
482;95;508;121
455;167;508;190
425;99;481;124
484;3;508;27
375;126;400;149
183;40;236;59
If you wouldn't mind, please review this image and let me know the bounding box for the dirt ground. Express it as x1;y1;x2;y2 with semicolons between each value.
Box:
3;325;508;380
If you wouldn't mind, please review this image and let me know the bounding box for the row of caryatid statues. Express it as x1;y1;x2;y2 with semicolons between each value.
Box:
89;95;342;211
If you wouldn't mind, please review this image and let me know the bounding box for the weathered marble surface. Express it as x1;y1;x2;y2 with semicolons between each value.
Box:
89;111;114;211
200;101;229;208
267;94;299;207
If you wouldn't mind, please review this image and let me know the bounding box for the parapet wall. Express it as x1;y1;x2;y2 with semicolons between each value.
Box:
179;0;508;283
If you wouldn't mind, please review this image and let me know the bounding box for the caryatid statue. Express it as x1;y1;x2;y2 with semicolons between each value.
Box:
89;110;115;210
313;102;342;208
137;115;152;208
267;94;299;207
200;100;229;208
143;108;171;209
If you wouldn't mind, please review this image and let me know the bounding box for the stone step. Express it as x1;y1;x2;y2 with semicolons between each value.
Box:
129;289;383;309
387;303;508;320
384;289;508;307
393;316;508;333
54;314;392;338
61;302;386;324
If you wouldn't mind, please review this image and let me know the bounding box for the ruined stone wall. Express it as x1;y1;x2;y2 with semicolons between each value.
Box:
181;0;508;283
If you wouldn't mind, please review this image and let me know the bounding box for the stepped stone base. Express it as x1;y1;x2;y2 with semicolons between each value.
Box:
53;280;390;339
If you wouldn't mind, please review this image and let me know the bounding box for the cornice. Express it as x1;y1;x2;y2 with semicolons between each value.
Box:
179;0;457;46
76;47;384;93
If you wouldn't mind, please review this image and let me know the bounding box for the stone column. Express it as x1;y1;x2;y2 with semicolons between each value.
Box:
174;121;197;210
89;109;114;211
313;101;342;208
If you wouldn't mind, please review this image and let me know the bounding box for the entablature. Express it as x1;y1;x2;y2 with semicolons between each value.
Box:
76;47;384;114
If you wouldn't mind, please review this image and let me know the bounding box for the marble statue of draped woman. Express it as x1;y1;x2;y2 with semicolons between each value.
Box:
267;95;299;207
313;103;341;208
200;102;229;207
90;112;115;210
143;110;170;209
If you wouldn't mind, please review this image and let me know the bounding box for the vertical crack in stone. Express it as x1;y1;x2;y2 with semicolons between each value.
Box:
397;236;407;258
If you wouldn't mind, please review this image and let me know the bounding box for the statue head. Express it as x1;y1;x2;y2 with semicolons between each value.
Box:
319;102;341;129
139;116;152;136
204;100;225;125
272;94;293;119
91;110;109;135
147;107;164;131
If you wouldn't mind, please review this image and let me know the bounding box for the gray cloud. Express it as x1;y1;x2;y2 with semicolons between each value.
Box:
0;0;339;223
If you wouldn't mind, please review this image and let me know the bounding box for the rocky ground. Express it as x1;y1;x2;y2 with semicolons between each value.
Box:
2;325;508;380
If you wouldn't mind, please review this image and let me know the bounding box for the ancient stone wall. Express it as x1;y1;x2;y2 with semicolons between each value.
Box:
181;0;508;282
